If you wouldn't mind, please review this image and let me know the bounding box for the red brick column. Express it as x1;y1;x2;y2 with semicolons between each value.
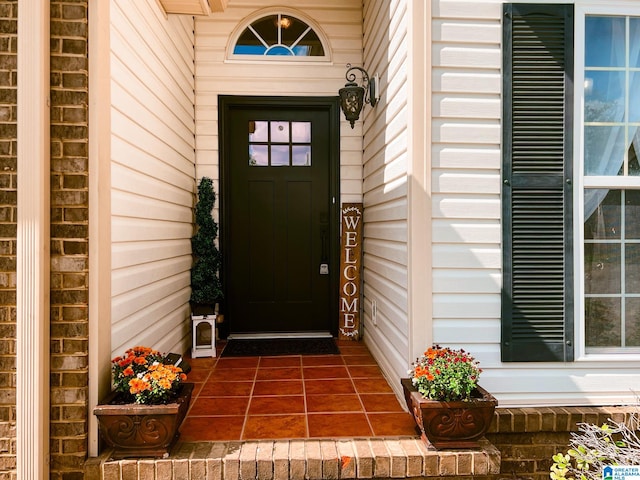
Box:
50;1;89;478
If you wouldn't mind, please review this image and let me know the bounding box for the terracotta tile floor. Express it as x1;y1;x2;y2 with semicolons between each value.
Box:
179;340;418;441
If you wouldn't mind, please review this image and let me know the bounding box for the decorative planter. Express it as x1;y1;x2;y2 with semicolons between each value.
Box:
401;378;497;449
93;382;194;459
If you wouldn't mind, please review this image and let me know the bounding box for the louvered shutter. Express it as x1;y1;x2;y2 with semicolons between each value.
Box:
502;3;574;362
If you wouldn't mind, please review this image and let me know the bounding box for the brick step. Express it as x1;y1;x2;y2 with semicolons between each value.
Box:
85;438;500;479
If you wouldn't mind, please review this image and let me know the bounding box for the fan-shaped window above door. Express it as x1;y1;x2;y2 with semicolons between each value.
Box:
231;13;328;58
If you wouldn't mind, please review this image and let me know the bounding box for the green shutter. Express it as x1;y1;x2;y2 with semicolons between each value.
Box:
502;4;574;362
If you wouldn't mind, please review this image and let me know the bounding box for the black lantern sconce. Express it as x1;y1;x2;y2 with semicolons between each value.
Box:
339;64;378;129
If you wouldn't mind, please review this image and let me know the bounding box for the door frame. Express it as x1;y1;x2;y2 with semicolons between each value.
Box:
218;95;341;336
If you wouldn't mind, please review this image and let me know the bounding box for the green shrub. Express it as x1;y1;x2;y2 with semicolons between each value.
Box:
190;177;223;305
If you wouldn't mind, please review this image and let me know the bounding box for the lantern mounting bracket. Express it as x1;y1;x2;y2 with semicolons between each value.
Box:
338;64;378;129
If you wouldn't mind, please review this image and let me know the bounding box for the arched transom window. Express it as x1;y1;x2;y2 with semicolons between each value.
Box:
232;13;326;57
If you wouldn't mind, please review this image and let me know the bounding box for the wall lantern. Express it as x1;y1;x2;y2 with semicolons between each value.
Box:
339;64;378;129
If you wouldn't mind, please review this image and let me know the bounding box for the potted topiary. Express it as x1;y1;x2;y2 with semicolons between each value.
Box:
401;345;497;449
190;177;223;316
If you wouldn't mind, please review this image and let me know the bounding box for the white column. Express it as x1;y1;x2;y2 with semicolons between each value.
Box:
16;1;50;479
407;0;433;361
88;0;112;457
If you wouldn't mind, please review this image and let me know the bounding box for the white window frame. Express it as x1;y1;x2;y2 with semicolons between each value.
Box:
574;3;640;361
225;7;332;64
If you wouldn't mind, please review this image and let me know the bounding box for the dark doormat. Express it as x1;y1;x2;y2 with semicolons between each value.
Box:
221;337;340;357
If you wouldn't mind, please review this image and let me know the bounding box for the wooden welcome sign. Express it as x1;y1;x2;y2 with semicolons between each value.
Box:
339;203;363;340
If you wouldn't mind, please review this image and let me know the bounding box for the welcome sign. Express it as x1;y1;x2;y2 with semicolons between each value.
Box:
339;203;363;340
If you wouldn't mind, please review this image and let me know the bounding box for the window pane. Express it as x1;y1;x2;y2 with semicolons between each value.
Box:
629;73;640;122
292;146;311;166
586;298;621;347
629;127;640;176
280;16;307;44
627;244;640;293
584;189;621;240
234;29;267;55
292;122;311;142
295;30;324;56
249;145;268;166
251;16;278;45
585;16;625;67
584;243;621;294
584;126;625;176
271;145;289;166
626;298;640;346
271;122;289;143
280;18;324;56
584;71;625;122
626;190;640;238
292;46;310;56
249;121;268;142
630;18;640;67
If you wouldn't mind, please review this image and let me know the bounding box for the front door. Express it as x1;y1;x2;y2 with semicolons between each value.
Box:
220;97;339;335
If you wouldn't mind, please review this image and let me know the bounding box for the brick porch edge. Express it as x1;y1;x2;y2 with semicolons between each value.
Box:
84;405;640;480
84;437;501;479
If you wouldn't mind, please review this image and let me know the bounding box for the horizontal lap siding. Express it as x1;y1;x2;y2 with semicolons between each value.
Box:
194;0;363;203
432;0;640;405
111;0;195;356
362;0;410;385
431;0;503;379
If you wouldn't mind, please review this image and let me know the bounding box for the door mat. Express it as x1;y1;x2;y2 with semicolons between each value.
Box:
221;337;340;357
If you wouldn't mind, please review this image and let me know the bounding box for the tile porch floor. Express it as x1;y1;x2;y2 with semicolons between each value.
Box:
178;340;418;442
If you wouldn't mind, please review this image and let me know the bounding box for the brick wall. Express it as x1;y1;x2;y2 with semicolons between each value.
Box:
0;1;16;478
50;1;89;479
485;407;634;480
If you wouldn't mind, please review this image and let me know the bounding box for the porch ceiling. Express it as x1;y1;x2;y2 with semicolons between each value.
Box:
157;0;228;16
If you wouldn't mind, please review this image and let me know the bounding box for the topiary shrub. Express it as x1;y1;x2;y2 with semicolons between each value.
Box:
190;177;223;310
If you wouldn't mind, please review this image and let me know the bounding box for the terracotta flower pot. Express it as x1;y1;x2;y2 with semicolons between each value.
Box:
401;378;497;449
93;382;194;459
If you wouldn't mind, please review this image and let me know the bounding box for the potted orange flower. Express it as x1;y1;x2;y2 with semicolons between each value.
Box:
401;345;497;449
93;346;193;459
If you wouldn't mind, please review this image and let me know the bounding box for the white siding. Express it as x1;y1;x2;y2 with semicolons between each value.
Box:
429;0;504;396
430;0;640;405
361;0;411;387
110;0;196;356
194;0;364;202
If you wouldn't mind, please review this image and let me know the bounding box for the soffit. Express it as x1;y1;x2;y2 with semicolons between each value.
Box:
157;0;228;16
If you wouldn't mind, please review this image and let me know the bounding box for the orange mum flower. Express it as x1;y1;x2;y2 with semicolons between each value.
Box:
118;357;132;368
128;378;150;394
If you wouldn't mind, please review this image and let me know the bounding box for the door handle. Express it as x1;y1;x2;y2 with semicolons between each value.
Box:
320;227;329;275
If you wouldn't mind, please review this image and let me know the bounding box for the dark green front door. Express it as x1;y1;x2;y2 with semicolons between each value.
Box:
220;97;339;335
